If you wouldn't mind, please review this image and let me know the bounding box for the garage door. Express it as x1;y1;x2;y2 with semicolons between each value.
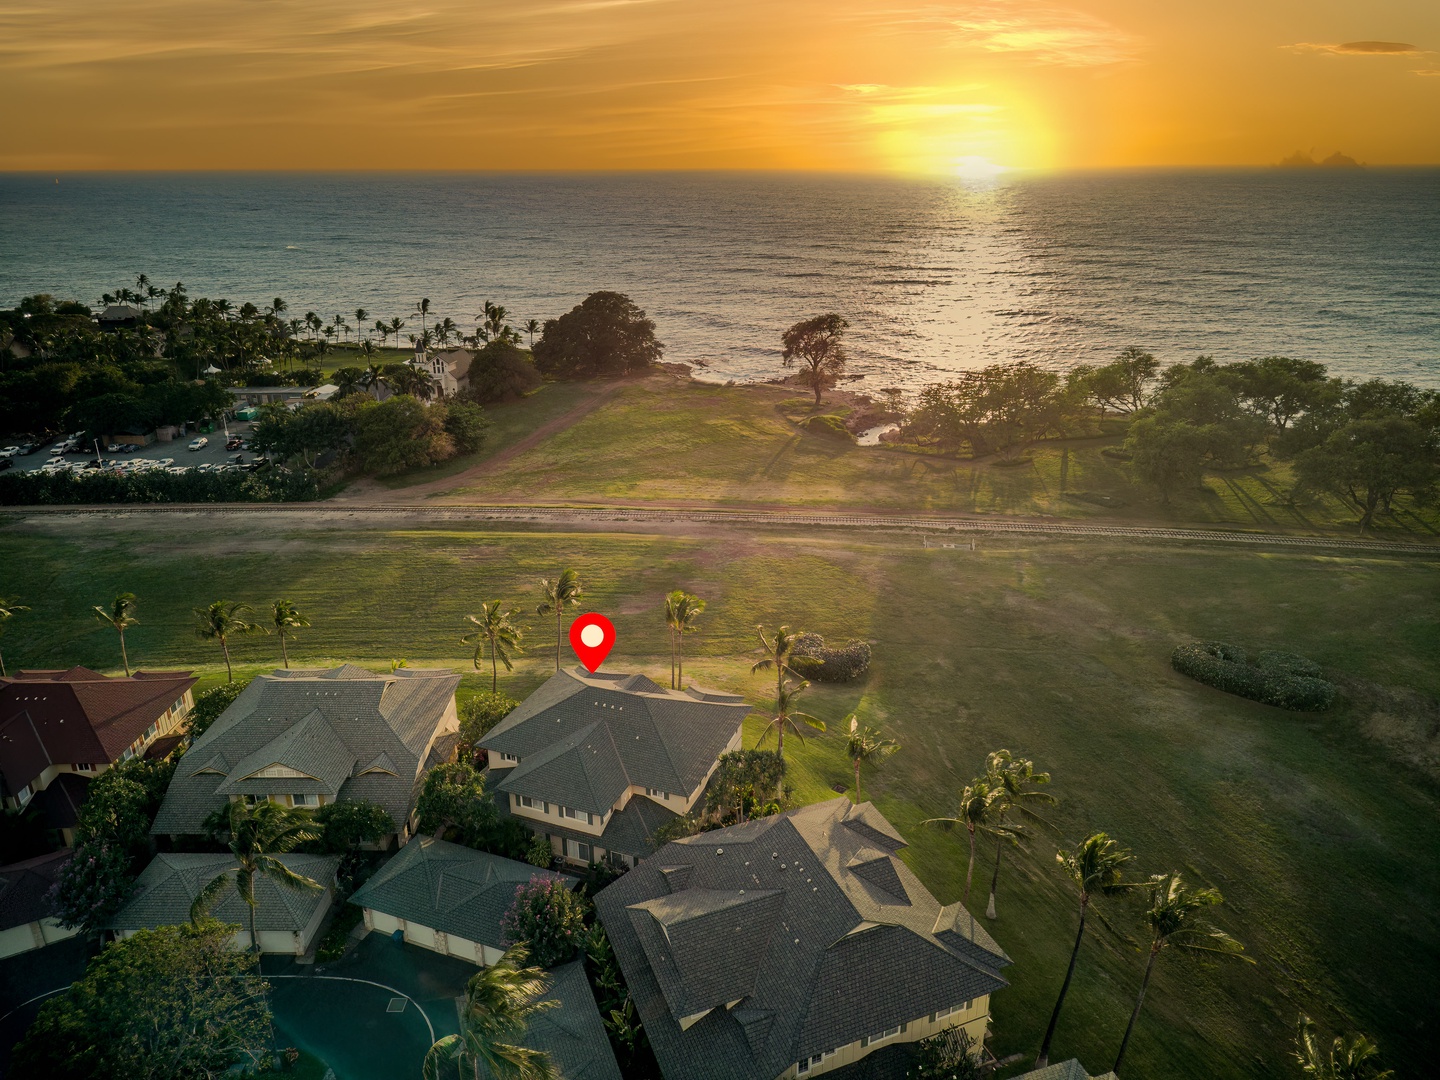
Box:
368;910;400;935
404;922;436;949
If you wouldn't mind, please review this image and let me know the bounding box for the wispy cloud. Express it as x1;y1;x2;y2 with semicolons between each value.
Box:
861;3;1139;66
1285;40;1422;55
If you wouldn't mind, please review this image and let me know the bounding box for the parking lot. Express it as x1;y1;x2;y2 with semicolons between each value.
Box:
1;419;262;478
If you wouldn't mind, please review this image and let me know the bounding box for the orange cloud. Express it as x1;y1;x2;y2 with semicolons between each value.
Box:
1286;40;1421;55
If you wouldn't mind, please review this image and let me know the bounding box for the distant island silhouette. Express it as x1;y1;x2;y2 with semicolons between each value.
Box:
1278;149;1364;168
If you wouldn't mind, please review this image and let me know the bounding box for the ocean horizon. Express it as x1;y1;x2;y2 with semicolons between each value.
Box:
3;168;1437;390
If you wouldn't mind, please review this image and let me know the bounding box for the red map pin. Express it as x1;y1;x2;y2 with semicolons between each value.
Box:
569;613;616;672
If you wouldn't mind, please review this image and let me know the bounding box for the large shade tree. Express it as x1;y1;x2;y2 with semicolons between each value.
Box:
781;313;848;406
532;292;662;378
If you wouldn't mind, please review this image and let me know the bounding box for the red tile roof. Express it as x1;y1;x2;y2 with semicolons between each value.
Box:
1;669;197;792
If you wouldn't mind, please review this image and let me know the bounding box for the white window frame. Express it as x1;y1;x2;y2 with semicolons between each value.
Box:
645;787;668;800
16;784;33;806
860;1023;906;1049
930;1002;970;1023
292;793;319;807
561;806;592;825
518;795;549;813
565;839;592;862
73;763;95;773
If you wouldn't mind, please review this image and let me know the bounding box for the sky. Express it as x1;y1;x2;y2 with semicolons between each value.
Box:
1;0;1436;173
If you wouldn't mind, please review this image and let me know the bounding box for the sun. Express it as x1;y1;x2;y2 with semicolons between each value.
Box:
951;156;1011;180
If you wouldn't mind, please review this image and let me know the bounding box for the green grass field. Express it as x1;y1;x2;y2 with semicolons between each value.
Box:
385;377;1440;538
1;513;1435;1079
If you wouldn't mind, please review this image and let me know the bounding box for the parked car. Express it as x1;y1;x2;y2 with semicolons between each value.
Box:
50;443;70;455
155;457;175;467
106;443;121;453
166;466;189;474
16;443;38;456
0;447;19;458
0;458;11;472
225;437;242;451
188;437;208;451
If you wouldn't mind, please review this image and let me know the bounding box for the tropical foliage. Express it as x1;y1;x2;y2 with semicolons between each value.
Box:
499;876;589;969
422;943;558;1080
536;570;583;672
194;599;264;681
663;590;705;689
9;920;274;1080
463;603;526;691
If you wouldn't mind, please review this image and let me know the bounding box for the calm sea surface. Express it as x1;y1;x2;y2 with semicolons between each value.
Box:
2;170;1437;389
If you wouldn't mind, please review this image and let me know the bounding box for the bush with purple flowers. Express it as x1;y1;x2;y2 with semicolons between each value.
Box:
500;875;588;969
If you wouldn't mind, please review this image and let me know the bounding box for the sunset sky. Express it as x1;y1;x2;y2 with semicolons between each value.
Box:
2;0;1436;173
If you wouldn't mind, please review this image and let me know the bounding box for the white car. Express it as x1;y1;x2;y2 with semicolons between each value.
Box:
166;466;189;474
187;437;208;451
155;457;175;467
0;447;18;458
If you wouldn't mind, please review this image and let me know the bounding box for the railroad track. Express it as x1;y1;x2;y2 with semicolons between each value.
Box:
5;502;1436;555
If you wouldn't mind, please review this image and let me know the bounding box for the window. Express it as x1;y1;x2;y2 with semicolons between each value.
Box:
930;1002;970;1023
73;763;95;773
144;722;158;739
645;787;669;800
860;1023;906;1049
498;753;518;763
518;795;548;813
16;784;33;806
565;839;592;862
798;1051;835;1075
561;806;592;825
292;793;319;807
173;697;186;714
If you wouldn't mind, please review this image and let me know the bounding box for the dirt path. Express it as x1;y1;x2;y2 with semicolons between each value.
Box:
380;380;631;501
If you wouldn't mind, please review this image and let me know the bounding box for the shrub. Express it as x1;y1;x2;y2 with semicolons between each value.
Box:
458;692;519;760
310;799;394;853
315;903;363;963
463;340;543;404
525;833;555;868
0;466;319;506
188;679;250;739
790;632;872;682
1171;641;1336;712
803;414;853;440
907;1026;982;1080
500;876;588;968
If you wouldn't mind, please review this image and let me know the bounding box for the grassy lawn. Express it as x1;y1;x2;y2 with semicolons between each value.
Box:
372;381;597;490
1;514;1435;1079
399;377;1440;538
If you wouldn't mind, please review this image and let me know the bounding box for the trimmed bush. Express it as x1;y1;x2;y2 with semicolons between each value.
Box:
803;414;853;440
790;633;872;682
0;466;318;506
1171;641;1336;712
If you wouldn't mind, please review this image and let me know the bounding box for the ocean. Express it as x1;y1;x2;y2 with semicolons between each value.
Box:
1;169;1437;390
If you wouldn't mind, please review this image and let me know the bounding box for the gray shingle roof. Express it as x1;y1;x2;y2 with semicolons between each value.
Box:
496;779;680;859
594;798;1010;1080
525;960;624;1080
153;666;459;836
481;668;749;816
110;852;339;933
1012;1061;1116;1080
349;836;570;949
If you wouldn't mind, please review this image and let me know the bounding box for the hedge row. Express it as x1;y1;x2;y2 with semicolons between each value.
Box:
1171;641;1336;712
791;633;872;682
0;467;319;505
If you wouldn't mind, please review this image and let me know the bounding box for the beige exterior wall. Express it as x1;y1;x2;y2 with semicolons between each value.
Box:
116;885;331;957
509;793;612;837
361;910;502;966
774;996;991;1079
0;918;81;960
6;688;194;808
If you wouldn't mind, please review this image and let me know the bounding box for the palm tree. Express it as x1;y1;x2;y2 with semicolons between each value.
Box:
354;308;369;342
752;623;802;703
1293;1015;1394;1080
422;943;558;1080
1035;833;1139;1068
374;319;389;346
523;319;540;348
1112;873;1250;1074
271;600;311;669
923;778;1013;907
190;799;320;954
462;603;526;692
754;676;824;761
983;749;1056;919
194;600;265;682
663;590;706;689
363;362;386;394
93;592;139;676
416;298;431;343
535;570;583;672
332;366;366;398
845;716;899;804
0;597;31;677
389;316;405;345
